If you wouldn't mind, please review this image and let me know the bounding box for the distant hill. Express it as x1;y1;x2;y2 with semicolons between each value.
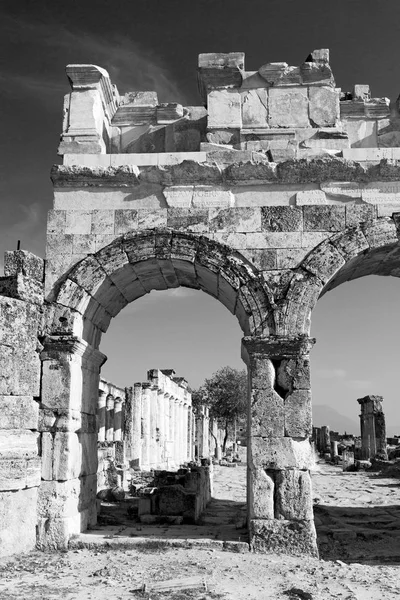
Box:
312;405;400;437
312;405;358;435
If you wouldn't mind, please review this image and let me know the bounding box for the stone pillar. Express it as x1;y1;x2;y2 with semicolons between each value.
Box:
320;426;330;455
331;440;339;461
357;395;387;460
141;383;151;469
39;335;106;550
242;335;318;557
97;390;106;442
157;389;165;468
105;395;115;442
182;402;189;463
148;385;158;469
164;392;171;469
123;384;142;469
113;397;122;442
173;398;181;465
169;395;175;467
187;406;193;462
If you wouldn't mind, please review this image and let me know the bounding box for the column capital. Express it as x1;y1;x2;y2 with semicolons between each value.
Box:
41;334;107;368
241;334;315;364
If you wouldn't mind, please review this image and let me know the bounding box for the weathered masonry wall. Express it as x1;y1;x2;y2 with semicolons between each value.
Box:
0;251;43;556
3;47;400;558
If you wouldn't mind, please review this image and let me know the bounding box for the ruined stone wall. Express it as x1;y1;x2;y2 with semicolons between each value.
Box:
0;251;43;556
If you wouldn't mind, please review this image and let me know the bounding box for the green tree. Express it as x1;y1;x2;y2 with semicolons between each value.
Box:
193;366;247;452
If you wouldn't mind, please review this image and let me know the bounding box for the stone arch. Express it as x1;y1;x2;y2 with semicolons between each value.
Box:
39;229;275;550
276;217;400;336
48;229;274;343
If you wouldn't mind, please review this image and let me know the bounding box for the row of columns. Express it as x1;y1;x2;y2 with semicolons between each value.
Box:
98;391;125;442
123;371;195;470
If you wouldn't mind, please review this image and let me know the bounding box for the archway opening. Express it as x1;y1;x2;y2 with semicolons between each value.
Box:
95;286;248;542
310;274;400;562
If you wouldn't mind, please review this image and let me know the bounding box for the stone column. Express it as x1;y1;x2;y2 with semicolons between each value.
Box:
331;440;339;461
182;402;189;463
169;395;176;467
242;335;317;557
105;395;115;442
123;384;142;469
173;398;180;466
357;395;387;460
164;393;171;468
157;389;165;468
148;385;158;469
320;426;330;455
141;383;151;469
97;390;106;442
187;406;193;462
113;397;122;442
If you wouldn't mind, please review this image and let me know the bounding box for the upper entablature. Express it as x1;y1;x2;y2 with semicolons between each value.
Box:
58;50;398;162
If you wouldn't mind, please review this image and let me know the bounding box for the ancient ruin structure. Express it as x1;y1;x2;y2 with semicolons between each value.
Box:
2;47;400;557
357;395;388;460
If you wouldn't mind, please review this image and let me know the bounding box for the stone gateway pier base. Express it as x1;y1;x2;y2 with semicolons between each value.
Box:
1;47;400;557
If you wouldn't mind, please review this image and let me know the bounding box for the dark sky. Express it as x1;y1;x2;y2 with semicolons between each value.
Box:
1;1;400;432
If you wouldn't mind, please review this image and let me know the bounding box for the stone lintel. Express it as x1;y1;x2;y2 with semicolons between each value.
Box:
66;64;118;121
241;335;315;363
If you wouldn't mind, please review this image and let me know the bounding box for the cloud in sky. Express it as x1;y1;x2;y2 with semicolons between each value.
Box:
0;14;188;106
314;368;347;379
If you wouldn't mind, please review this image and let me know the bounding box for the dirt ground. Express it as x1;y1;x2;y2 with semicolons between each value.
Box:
1;461;400;600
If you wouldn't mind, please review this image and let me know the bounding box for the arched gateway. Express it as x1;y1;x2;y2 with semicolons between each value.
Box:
2;48;400;557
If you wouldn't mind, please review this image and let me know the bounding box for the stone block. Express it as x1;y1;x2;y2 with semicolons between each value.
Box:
250;389;284;437
343;119;377;148
0;396;38;429
249;468;274;519
258;63;301;86
114;209;138;234
53;432;81;480
284;389;312;438
0;457;41;490
167;208;209;233
276;248;309;269
261;206;302;232
38;475;97;520
65;211;92;235
207;90;242;129
250;518;318;556
296;190;327;205
46;234;74;259
250;436;314;470
209;207;261;232
303;205;345;232
79;432;98;476
300;61;334;86
309;87;339;126
269;88;309;128
275;469;313;520
137;209;168;229
345;204;376;228
246;232;302;249
331;227;370;261
0;487;38;556
90;210;115;234
41;431;54;480
240;249;277;270
41;354;82;412
301;241;345;283
72;234;96;255
213;233;247;249
248;356;276;390
46;210;67;235
241;90;269;128
4;250;44;282
276;358;311;391
0;274;43;305
0;430;39;460
192;187;234;208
